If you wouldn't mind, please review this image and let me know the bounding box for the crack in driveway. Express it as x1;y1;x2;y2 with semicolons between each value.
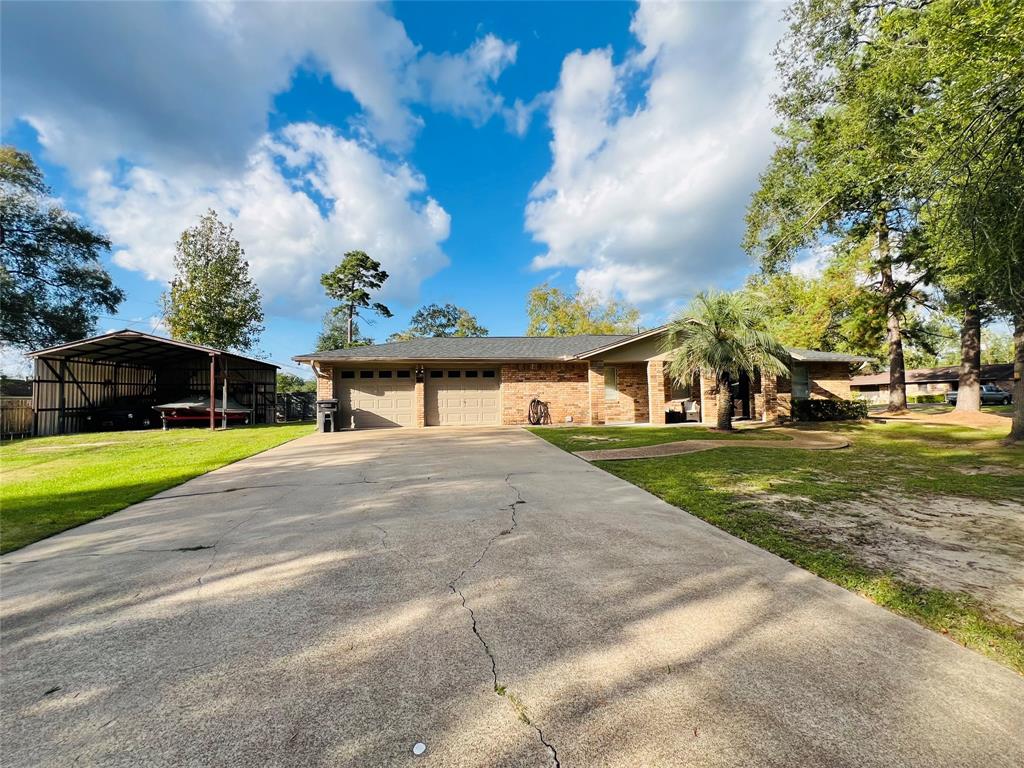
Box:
447;473;560;766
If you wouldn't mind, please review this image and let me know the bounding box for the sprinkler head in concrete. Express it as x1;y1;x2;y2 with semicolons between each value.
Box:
412;742;427;756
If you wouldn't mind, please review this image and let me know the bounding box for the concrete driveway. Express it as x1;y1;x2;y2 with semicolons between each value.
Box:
2;428;1022;767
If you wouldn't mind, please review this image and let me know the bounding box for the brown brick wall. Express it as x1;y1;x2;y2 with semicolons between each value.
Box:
414;377;425;428
808;362;852;400
700;373;718;425
500;362;590;425
647;360;668;425
315;365;334;400
604;362;649;424
588;363;605;425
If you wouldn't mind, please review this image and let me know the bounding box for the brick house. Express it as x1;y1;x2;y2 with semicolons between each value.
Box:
851;363;1015;404
293;327;870;429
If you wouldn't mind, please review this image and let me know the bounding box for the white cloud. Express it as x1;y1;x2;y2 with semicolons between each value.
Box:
2;2;520;321
0;346;32;379
525;0;785;307
417;34;518;124
2;1;516;171
88;124;450;317
789;245;833;279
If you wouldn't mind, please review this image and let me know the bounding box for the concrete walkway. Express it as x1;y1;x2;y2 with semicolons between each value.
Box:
574;427;849;461
1;427;1021;767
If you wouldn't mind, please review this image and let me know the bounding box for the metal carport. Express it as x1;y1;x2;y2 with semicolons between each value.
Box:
28;330;277;436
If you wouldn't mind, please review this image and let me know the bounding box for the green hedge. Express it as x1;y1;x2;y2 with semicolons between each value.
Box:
792;398;869;421
908;394;947;404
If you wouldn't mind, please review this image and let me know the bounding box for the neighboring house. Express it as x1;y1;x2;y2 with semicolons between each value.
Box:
851;363;1015;404
293;327;870;429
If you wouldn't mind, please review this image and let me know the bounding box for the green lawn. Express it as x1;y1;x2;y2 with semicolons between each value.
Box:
0;423;313;553
530;424;789;454
869;402;1015;416
531;420;1024;673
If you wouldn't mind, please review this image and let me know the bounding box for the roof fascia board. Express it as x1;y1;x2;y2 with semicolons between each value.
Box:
292;356;584;365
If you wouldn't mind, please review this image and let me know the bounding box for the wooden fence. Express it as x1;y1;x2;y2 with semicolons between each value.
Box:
1;399;33;439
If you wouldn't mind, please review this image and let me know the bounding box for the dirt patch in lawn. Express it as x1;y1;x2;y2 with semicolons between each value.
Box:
774;492;1024;623
873;409;1010;429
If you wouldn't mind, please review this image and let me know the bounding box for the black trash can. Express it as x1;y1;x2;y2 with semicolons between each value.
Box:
316;399;339;432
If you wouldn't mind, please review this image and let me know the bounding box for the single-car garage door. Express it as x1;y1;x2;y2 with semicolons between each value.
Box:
426;368;500;426
336;368;415;428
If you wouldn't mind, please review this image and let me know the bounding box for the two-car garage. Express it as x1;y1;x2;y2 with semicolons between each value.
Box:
334;367;500;428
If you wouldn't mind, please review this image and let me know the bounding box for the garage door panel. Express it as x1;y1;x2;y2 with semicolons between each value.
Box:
338;369;415;429
426;369;501;427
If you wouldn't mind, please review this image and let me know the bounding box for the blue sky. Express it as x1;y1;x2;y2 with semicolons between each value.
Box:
2;1;786;376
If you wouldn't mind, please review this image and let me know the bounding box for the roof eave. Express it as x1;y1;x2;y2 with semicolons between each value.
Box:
293;355;579;364
573;326;669;359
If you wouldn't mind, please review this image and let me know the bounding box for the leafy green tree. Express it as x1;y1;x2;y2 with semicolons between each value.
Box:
162;210;264;352
388;303;488;341
743;256;887;357
744;0;938;413
981;329;1014;365
526;283;640;336
0;146;125;348
276;372;316;393
315;312;372;352
667;291;790;431
320;251;392;346
909;0;1024;438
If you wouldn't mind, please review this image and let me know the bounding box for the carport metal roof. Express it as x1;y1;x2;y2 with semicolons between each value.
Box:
29;330;278;369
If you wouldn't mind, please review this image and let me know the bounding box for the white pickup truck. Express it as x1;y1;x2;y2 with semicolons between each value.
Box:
945;383;1013;406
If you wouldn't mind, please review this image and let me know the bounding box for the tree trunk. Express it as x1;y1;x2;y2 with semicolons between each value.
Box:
956;303;982;412
716;373;733;430
346;304;354;346
878;214;907;413
1008;315;1024;443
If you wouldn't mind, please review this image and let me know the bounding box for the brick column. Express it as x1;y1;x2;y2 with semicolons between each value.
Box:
647;360;667;425
700;372;718;426
315;364;334;400
414;370;426;427
761;375;779;423
588;362;605;425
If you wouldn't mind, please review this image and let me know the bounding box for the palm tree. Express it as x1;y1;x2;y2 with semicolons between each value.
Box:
666;291;789;430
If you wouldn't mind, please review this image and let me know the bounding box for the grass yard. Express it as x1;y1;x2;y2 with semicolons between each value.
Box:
0;423;313;554
869;402;1015;416
531;420;1024;674
531;424;789;454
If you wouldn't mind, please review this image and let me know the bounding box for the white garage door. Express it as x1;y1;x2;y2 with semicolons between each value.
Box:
336;368;415;428
426;369;501;426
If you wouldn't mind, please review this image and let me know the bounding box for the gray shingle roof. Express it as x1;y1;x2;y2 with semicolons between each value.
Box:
786;347;875;363
294;335;632;362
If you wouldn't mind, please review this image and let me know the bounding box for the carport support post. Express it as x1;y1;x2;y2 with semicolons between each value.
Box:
222;357;228;430
58;359;67;435
209;353;216;430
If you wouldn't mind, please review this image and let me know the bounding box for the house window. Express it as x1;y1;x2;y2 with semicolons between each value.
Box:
605;366;619;401
791;364;809;399
340;370;355;379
